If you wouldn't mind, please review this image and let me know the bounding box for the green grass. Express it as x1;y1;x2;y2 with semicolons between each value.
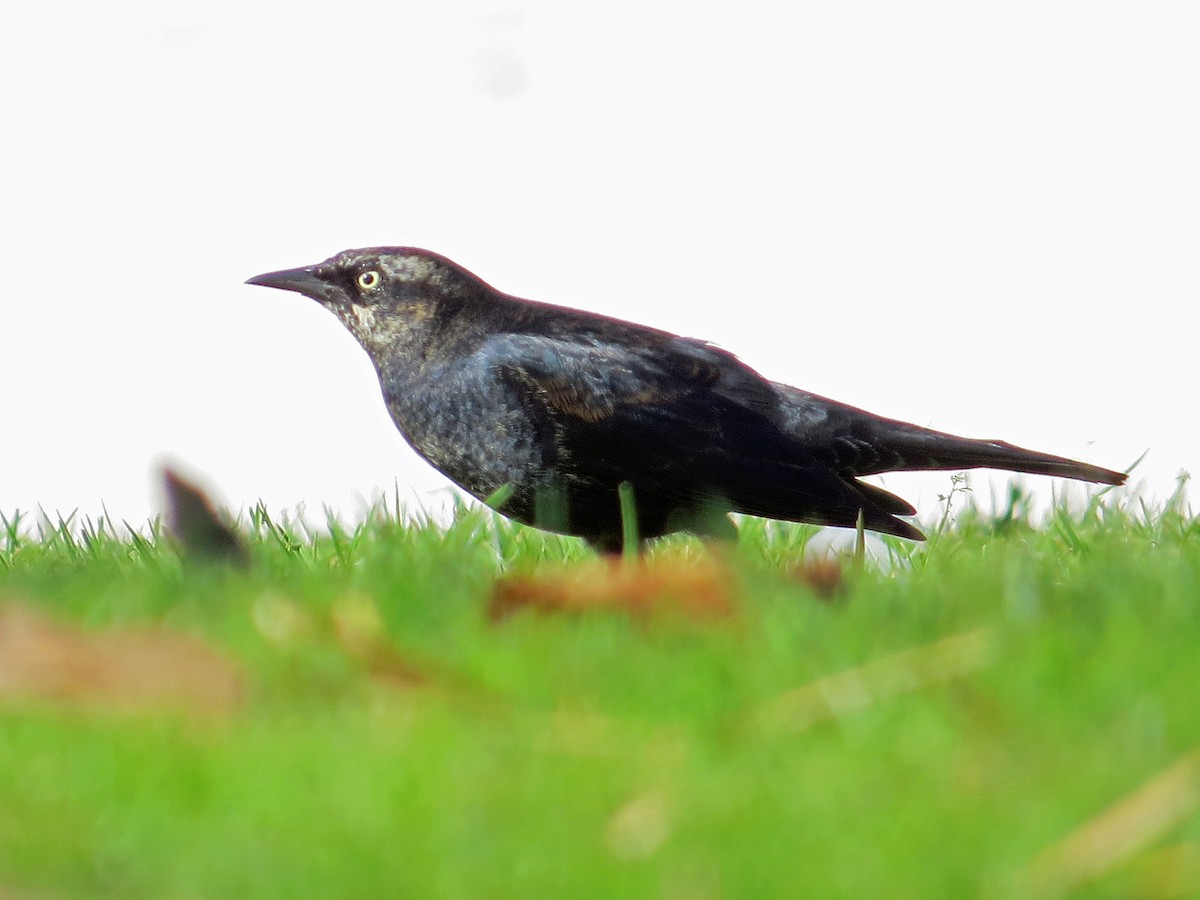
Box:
0;487;1198;899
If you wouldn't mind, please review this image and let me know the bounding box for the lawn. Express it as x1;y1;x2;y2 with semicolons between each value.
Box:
0;485;1197;898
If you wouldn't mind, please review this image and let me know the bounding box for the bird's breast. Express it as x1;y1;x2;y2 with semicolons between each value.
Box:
377;361;547;500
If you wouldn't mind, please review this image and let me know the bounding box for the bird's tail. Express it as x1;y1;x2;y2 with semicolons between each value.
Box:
869;424;1127;486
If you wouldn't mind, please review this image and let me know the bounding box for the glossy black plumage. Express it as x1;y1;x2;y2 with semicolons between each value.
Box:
247;247;1126;550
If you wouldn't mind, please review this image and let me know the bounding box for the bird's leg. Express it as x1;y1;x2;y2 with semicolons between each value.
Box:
668;495;739;545
531;480;572;536
586;534;638;556
688;513;739;544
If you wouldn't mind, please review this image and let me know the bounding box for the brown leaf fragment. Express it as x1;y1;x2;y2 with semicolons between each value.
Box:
789;558;846;601
162;466;247;564
489;557;737;622
1022;748;1200;897
0;603;244;718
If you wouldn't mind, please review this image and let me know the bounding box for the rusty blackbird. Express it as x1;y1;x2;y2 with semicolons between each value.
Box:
247;248;1125;551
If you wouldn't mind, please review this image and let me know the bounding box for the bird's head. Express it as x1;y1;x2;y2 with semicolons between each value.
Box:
246;247;494;361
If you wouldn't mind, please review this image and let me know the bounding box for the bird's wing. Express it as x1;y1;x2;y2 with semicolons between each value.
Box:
479;332;924;538
481;330;778;451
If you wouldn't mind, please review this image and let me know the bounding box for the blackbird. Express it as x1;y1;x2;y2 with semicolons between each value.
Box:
247;248;1125;551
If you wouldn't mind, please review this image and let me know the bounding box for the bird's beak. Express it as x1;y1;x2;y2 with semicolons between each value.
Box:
245;265;335;303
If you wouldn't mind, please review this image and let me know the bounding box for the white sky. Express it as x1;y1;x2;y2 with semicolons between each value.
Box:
3;1;1197;530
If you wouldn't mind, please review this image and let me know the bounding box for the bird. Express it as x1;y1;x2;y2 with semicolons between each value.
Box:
247;247;1126;552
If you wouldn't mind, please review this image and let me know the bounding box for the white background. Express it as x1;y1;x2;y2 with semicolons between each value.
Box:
3;1;1196;530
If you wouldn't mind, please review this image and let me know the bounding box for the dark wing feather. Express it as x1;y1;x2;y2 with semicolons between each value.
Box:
480;332;925;539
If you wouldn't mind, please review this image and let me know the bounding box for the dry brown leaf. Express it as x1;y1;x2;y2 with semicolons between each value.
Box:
0;603;243;718
489;556;737;622
750;628;996;735
789;558;846;600
1022;747;1200;897
161;467;247;565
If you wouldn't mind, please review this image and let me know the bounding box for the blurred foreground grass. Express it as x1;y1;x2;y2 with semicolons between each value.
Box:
0;487;1198;899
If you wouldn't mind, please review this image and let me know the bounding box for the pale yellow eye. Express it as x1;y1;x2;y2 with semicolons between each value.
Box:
356;270;381;291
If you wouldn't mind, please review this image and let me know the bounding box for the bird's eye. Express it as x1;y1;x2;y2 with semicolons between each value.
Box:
356;270;381;291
